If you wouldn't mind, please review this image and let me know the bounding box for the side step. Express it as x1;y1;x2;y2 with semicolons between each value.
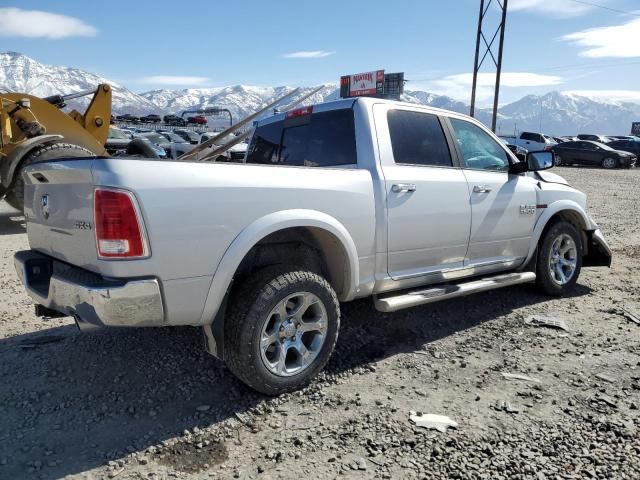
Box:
373;272;536;313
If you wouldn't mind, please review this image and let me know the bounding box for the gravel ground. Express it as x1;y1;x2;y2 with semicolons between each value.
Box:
1;166;639;480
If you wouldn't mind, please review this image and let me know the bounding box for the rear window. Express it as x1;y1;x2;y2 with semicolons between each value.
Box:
387;110;452;167
246;109;357;167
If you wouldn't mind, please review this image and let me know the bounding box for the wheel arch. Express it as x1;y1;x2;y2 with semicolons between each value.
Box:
200;209;359;322
523;201;592;266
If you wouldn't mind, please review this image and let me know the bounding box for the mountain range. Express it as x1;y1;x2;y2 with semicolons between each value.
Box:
1;52;638;136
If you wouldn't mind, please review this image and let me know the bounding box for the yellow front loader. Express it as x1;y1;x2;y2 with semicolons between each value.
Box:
0;84;111;211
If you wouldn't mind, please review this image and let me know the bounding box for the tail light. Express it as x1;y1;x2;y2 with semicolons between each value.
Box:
94;188;149;259
286;106;313;118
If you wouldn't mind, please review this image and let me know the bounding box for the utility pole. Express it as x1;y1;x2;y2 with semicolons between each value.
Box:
470;0;508;133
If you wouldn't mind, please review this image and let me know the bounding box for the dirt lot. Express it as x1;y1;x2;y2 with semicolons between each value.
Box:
1;167;639;480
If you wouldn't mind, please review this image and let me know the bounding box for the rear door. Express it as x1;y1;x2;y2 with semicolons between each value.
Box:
375;105;471;279
446;117;537;268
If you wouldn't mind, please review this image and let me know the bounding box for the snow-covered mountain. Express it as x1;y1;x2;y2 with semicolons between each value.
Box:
0;51;157;115
2;51;638;135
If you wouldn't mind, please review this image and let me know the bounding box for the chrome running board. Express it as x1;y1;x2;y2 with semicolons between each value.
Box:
373;272;536;313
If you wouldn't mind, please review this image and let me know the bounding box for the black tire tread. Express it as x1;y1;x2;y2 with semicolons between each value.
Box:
225;265;340;395
535;221;583;296
5;142;95;211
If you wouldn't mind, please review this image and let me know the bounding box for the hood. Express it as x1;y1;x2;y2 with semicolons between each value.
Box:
530;170;570;186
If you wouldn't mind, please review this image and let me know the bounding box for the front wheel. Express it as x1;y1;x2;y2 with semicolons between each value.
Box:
536;221;583;296
225;266;340;395
601;157;618;169
554;154;563;166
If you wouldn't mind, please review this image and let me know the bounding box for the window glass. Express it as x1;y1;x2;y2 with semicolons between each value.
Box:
387;110;452;167
449;118;510;172
246;109;357;167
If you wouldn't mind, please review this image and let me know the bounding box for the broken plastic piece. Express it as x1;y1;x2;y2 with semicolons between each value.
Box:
524;315;569;332
491;400;520;414
409;411;458;432
501;372;541;383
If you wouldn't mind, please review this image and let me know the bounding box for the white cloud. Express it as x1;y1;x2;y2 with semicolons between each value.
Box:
509;0;596;16
0;7;97;39
563;18;640;58
426;72;563;102
140;76;211;86
563;89;640;103
282;50;334;59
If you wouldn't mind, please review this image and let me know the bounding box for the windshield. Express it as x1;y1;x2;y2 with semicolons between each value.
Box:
108;128;130;139
593;141;614;151
141;133;167;144
203;133;235;145
165;132;187;143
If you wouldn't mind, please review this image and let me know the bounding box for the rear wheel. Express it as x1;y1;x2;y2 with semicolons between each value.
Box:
554;154;563;166
225;265;340;395
535;221;583;296
601;157;618;169
5;143;95;212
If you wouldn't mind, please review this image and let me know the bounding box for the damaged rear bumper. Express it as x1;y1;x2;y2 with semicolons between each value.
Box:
14;250;165;331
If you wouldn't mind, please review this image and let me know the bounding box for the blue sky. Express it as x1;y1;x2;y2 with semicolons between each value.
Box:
2;0;640;105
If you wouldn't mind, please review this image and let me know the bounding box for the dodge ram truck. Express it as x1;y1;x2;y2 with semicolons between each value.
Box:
14;97;612;395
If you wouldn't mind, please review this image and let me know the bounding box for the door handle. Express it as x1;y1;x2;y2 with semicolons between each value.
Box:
473;185;492;194
392;183;417;193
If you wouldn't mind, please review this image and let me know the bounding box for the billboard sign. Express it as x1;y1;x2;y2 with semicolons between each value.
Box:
340;70;385;98
632;122;640;136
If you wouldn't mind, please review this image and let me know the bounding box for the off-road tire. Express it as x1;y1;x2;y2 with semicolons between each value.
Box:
5;143;94;212
225;265;340;395
536;221;583;296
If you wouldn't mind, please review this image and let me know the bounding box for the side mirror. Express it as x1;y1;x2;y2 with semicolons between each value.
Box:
527;151;554;171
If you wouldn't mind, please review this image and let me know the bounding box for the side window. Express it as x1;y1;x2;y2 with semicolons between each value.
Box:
521;132;535;141
246;109;357;167
449;118;510;172
387;110;452;167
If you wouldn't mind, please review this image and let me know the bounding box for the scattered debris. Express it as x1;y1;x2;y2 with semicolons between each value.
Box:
409;411;458;432
594;373;616;383
524;315;569;332
607;307;640;326
501;372;541;383
591;393;618;409
491;400;520;414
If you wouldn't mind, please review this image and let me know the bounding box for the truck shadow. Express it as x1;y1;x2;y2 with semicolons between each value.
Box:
0;208;25;235
0;283;591;478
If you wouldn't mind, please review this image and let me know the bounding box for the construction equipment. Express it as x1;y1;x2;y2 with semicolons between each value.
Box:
0;84;111;211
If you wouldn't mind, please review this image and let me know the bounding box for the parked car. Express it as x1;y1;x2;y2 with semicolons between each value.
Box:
187;115;208;125
157;131;195;157
14;98;612;395
140;114;162;123
163;114;187;126
105;127;132;154
137;131;195;158
173;129;201;144
552;137;565;144
552;140;637;169
199;131;247;162
607;139;640;158
499;138;527;162
115;113;140;123
577;134;610;143
499;131;556;152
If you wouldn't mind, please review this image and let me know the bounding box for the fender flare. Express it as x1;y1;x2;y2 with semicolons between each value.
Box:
522;200;592;265
0;135;63;189
198;209;360;327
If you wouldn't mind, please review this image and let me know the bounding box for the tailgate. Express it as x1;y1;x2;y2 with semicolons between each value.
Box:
23;159;98;269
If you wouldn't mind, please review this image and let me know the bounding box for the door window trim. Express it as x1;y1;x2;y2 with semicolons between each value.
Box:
441;115;517;174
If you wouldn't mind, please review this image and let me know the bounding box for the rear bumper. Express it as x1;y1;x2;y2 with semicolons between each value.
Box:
14;250;165;330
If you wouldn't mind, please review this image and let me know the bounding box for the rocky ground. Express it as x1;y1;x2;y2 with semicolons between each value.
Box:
0;166;639;480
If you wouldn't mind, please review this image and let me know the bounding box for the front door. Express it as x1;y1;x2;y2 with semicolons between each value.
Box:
376;106;472;279
447;117;537;268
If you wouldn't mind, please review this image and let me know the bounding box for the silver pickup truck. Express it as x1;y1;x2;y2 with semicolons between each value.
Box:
14;97;612;394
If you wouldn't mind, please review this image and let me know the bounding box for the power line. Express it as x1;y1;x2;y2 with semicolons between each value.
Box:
569;0;640;17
